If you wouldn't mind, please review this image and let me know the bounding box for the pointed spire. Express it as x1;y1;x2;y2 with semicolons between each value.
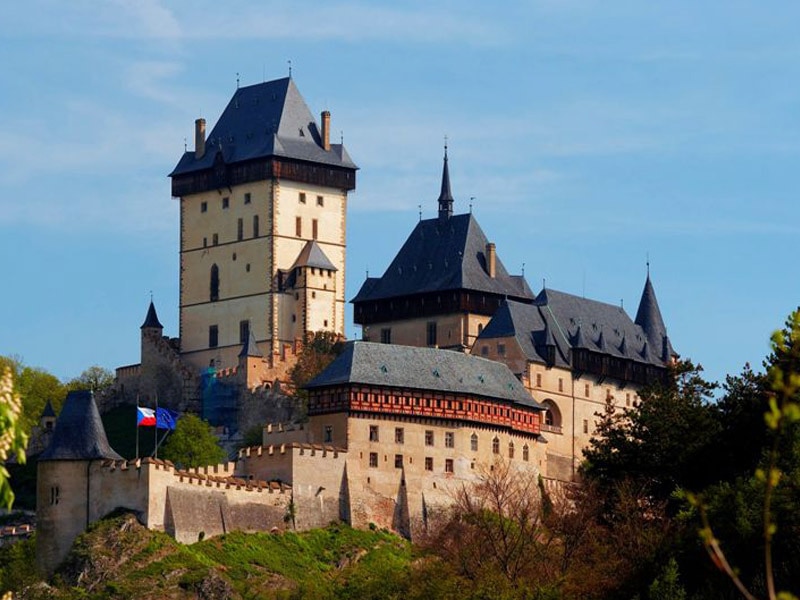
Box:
41;400;56;419
141;300;164;330
634;273;667;349
39;390;122;461
238;330;263;359
437;142;454;220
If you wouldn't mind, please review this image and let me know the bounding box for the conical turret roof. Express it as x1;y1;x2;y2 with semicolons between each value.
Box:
39;390;122;461
437;146;454;219
238;330;263;358
635;275;668;348
141;301;164;330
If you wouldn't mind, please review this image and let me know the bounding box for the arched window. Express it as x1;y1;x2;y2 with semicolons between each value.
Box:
470;433;478;452
210;264;220;301
522;444;529;462
508;441;515;459
492;436;500;455
541;399;562;429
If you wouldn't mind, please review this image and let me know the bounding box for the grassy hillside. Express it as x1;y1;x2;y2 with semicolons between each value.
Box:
0;513;437;600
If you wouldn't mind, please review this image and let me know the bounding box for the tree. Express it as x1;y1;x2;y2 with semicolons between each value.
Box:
289;331;346;398
0;356;66;438
66;365;114;393
161;414;226;469
0;367;27;510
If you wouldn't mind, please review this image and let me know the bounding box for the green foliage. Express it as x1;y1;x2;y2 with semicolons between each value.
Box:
0;356;66;439
289;331;346;399
161;413;227;468
0;367;27;510
647;557;686;600
0;535;38;595
66;365;114;393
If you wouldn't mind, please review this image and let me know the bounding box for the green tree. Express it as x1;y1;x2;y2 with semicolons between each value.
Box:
161;414;226;469
66;365;114;393
289;331;346;399
0;356;65;437
0;367;27;510
647;557;686;600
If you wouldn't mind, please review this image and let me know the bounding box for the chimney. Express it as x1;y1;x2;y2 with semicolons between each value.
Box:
321;110;331;151
195;118;206;159
486;243;496;278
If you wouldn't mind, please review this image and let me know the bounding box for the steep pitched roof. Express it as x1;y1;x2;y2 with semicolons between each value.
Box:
41;400;56;419
307;341;541;409
437;147;454;219
39;390;122;461
351;213;534;303
141;300;164;329
290;240;338;272
634;275;675;360
170;78;356;177
238;330;263;359
478;289;669;368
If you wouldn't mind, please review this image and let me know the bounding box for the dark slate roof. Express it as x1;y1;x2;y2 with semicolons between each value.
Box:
290;240;338;272
437;148;454;218
39;390;123;461
306;341;542;409
351;213;535;303
170;77;357;177
238;330;263;358
634;275;676;359
141;300;164;329
41;400;56;419
478;288;669;368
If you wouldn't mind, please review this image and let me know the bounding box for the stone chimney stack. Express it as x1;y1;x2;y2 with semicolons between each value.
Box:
486;243;496;278
321;111;331;151
195;118;206;159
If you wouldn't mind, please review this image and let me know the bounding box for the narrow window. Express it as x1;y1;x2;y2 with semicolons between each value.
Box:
312;218;318;240
523;444;529;462
583;419;589;434
222;197;229;209
210;264;220;301
626;393;631;407
470;433;478;452
380;328;391;344
481;345;488;356
425;457;433;471
425;430;434;446
324;425;333;443
477;323;484;335
253;215;259;237
508;441;515;459
239;320;250;344
316;195;324;206
201;201;207;213
369;452;378;468
244;192;251;204
445;432;454;448
584;383;590;397
50;486;60;506
395;427;404;444
299;192;306;204
394;454;403;469
203;237;208;248
212;233;219;246
296;216;302;237
445;459;454;473
492;436;500;455
558;378;564;392
427;322;437;347
536;373;542;388
208;325;218;348
237;218;244;241
369;425;379;442
497;343;506;356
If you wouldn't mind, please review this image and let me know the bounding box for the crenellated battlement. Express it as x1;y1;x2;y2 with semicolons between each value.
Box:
238;442;345;460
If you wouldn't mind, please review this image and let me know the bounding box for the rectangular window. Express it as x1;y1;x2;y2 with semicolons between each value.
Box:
584;383;590;397
324;425;333;443
222;197;229;209
583;419;589;434
239;320;250;344
244;192;251;204
445;459;454;473
523;445;529;461
312;218;318;240
497;343;506;356
209;325;218;348
317;195;324;206
296;217;302;237
536;373;542;387
626;393;631;407
425;457;433;471
237;218;244;241
471;434;478;452
427;322;437;347
394;454;403;469
445;432;455;448
369;452;378;468
253;215;259;237
558;378;564;392
369;425;379;442
380;328;392;344
50;486;60;505
203;237;208;248
481;345;488;356
395;427;404;444
201;201;207;213
425;430;434;446
212;233;219;246
299;192;306;204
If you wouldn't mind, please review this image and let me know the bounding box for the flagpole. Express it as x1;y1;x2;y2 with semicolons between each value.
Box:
135;395;140;460
154;394;159;459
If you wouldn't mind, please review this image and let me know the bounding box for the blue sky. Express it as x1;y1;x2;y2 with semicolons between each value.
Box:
1;1;799;388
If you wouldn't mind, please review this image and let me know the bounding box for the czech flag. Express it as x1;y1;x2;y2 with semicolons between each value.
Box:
156;407;179;431
137;406;156;427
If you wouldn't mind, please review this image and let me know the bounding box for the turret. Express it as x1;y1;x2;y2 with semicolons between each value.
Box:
437;145;454;220
634;274;673;362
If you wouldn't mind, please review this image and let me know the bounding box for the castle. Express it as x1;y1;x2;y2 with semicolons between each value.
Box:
36;75;676;573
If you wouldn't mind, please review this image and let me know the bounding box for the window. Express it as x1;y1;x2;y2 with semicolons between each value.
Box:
253;215;259;237
425;430;434;446
317;195;324;206
380;328;391;344
477;323;484;335
497;343;506;356
508;441;515;459
445;432;454;448
470;433;478;452
246;263;251;272
425;457;433;471
239;320;250;344
312;218;318;240
584;383;590;397
427;321;437;347
244;192;251;204
369;452;378;468
481;345;488;356
626;393;631;407
296;217;302;237
299;192;306;204
542;400;562;428
394;454;403;468
208;325;218;348
583;419;589;434
212;233;219;246
210;264;220;301
536;373;542;388
222;197;229;209
50;486;60;505
200;201;207;213
523;444;529;461
492;436;500;454
445;459;454;473
237;218;244;241
369;425;379;442
395;427;404;444
558;378;564;392
324;425;333;443
203;237;207;248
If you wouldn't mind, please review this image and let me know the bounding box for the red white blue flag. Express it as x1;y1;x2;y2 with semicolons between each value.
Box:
137;406;156;427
